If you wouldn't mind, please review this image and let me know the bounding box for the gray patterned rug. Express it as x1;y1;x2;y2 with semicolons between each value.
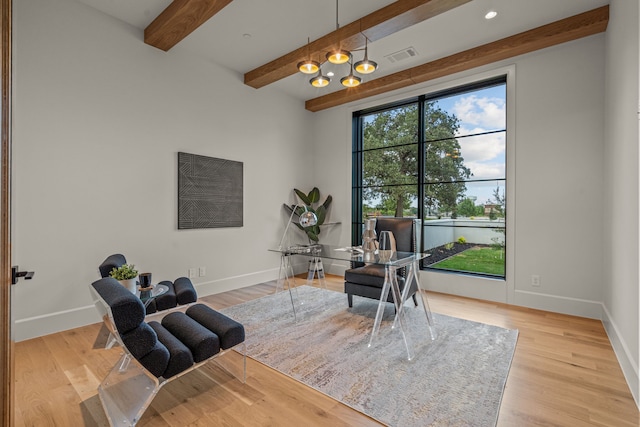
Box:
220;286;518;427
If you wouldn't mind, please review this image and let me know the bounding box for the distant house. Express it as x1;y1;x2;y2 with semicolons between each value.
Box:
484;204;501;216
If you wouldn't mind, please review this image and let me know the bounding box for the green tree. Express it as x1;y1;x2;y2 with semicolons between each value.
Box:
488;184;505;218
362;102;471;218
362;105;418;218
488;183;506;254
457;198;479;217
424;101;471;217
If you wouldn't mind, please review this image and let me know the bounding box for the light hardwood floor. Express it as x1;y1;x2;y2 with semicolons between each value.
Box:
14;276;639;426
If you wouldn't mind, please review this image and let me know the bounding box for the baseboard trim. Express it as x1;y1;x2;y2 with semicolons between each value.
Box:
602;304;640;409
512;289;603;319
194;268;279;297
14;305;101;342
14;268;284;342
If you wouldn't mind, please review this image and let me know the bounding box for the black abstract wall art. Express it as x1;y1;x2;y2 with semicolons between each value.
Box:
178;152;243;229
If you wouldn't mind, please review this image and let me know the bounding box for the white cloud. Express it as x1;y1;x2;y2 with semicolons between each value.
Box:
458;132;505;164
453;95;505;130
464;161;505;180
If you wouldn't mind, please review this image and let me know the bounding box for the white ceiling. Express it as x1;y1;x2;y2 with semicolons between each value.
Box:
74;0;610;101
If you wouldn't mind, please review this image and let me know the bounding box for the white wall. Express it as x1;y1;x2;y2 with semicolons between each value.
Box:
11;0;639;405
603;0;640;407
11;0;314;340
313;35;606;318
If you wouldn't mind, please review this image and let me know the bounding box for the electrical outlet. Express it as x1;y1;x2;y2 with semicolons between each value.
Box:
199;267;206;277
531;274;541;287
188;268;197;279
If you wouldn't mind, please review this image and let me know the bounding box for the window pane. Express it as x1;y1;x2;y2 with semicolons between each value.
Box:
428;84;506;139
424;180;505;220
363;104;418;150
423;180;505;277
455;132;506;181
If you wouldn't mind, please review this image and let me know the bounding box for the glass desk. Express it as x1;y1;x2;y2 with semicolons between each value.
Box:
270;244;436;360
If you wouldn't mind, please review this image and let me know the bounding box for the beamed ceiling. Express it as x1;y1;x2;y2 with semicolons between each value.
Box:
76;0;610;111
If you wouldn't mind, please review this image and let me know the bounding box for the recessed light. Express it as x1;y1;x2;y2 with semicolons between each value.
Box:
327;71;335;77
485;10;498;20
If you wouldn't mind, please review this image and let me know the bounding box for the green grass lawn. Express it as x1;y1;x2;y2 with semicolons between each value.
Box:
430;246;505;276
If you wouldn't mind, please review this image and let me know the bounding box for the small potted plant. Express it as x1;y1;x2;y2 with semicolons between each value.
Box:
109;264;139;294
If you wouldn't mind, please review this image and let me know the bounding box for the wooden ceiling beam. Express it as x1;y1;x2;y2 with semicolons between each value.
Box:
243;0;472;89
305;5;609;112
145;0;233;51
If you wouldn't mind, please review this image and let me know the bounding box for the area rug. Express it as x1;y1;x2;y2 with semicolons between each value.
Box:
220;286;518;427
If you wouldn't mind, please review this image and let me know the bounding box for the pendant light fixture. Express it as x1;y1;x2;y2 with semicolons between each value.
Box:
297;0;377;88
297;37;320;74
326;49;351;65
354;37;377;74
326;0;351;65
340;61;361;88
298;60;320;74
310;69;331;88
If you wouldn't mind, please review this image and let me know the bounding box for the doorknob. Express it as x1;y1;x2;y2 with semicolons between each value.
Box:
11;266;34;285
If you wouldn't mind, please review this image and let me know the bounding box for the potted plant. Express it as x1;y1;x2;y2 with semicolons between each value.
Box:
283;187;332;243
109;264;139;294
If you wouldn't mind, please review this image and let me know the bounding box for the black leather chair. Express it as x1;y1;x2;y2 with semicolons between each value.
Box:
345;217;421;308
98;253;197;314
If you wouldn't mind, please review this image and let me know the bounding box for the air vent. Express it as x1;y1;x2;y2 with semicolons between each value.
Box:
384;47;418;63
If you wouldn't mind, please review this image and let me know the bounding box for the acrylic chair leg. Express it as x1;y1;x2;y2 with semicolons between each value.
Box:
118;353;132;373
98;353;159;426
105;332;118;350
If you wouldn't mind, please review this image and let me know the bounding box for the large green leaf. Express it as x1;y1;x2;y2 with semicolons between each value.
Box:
322;195;333;209
315;205;326;225
308;187;320;204
294;188;311;205
306;229;319;242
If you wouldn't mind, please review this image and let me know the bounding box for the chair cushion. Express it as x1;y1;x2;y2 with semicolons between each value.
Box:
98;254;127;278
121;322;159;360
148;321;194;378
186;304;245;350
161;312;220;363
344;264;405;289
137;340;170;378
91;278;145;334
154;280;177;311
173;277;198;305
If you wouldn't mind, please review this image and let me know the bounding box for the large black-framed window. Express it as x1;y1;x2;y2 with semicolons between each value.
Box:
352;76;507;278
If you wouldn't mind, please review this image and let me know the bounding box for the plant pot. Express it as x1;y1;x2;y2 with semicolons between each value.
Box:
118;278;138;294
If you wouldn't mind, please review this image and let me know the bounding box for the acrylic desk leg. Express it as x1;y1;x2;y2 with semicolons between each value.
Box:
390;270;415;361
306;257;327;291
368;266;392;348
368;265;415;360
409;260;436;340
278;254;297;320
